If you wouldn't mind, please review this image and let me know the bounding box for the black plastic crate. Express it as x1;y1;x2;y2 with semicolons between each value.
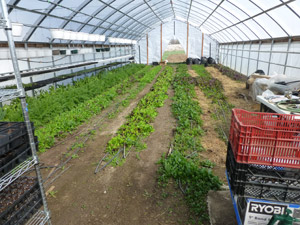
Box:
0;177;41;224
0;139;38;178
0;176;41;225
0;122;35;156
226;142;300;185
226;143;300;202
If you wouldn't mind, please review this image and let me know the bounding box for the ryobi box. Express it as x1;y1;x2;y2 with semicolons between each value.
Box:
242;198;300;225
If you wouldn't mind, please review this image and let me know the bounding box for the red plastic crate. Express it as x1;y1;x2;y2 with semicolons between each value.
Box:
229;109;300;168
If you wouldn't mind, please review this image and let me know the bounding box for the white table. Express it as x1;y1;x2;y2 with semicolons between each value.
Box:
256;95;300;114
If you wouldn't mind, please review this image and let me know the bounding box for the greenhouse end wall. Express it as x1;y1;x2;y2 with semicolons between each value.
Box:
135;20;218;64
219;39;300;77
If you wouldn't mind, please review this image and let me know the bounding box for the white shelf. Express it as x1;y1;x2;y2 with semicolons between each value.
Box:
26;210;50;225
0;158;36;191
0;88;22;102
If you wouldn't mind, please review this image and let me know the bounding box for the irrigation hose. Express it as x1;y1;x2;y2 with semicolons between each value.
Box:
276;100;300;113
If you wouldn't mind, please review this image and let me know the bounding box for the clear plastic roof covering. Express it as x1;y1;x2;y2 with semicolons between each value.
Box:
4;0;300;43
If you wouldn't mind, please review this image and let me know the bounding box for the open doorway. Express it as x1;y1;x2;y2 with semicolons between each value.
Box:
162;39;186;63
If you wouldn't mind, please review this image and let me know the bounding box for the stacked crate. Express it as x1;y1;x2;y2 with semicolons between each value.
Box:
0;122;42;225
226;109;300;224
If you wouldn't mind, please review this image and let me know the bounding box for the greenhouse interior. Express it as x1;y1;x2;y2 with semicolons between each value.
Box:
1;0;300;224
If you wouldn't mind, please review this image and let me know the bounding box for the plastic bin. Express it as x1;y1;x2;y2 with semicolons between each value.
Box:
229;109;300;168
226;142;300;184
0;122;34;156
227;144;300;203
0;138;38;177
0;177;42;225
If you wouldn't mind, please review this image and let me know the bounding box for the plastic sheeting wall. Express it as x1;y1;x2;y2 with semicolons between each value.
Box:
219;41;300;77
135;20;218;64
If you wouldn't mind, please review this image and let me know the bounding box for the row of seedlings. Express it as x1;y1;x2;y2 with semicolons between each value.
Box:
100;66;173;168
2;64;148;152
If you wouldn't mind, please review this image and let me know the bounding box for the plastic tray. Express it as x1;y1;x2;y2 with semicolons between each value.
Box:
227;146;300;202
0;177;41;225
0;122;34;156
229;109;300;168
226;142;300;184
0;140;38;178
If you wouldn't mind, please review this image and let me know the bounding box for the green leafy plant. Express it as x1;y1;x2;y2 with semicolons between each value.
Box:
48;190;58;198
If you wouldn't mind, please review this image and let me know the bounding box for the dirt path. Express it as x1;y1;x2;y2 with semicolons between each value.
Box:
167;54;187;63
206;67;260;112
188;69;227;181
41;71;192;224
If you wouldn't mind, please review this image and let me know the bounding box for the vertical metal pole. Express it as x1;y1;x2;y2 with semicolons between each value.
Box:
174;20;175;36
92;44;97;71
267;39;274;75
209;43;211;58
160;23;162;62
186;22;189;58
230;43;233;69
256;41;262;71
146;34;149;65
25;45;35;97
225;45;228;65
138;45;141;64
222;45;224;64
201;33;204;57
283;38;292;74
68;44;73;74
240;42;245;73
234;44;238;71
247;42;252;76
220;45;223;64
109;44;112;65
82;52;87;79
0;0;51;224
50;44;57;89
226;45;229;66
216;42;219;63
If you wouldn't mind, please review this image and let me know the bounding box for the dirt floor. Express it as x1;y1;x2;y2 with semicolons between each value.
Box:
37;65;259;224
